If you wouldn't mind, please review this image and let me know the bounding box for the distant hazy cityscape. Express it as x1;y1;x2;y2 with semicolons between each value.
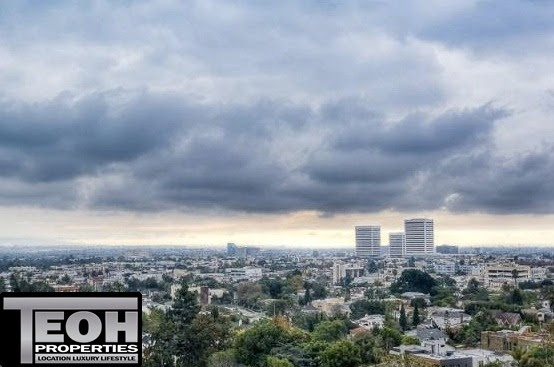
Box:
2;222;554;366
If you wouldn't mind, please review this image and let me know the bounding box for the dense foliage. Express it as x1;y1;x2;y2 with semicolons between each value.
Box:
390;269;437;294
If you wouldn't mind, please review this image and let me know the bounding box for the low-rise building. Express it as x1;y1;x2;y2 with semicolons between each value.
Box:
311;298;351;317
428;307;471;330
391;345;472;367
224;267;263;282
433;261;457;276
481;327;544;353
460;348;514;367
481;263;530;289
332;262;365;285
354;314;385;331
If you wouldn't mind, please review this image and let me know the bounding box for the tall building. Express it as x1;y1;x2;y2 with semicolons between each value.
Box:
227;243;238;256
355;226;381;258
389;232;406;258
227;243;260;257
404;218;434;256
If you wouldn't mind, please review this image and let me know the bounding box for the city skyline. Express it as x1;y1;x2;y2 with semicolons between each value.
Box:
1;1;554;247
1;207;554;248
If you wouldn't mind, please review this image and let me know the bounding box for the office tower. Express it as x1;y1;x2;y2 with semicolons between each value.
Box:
227;243;238;256
404;218;434;256
389;232;406;258
355;226;381;258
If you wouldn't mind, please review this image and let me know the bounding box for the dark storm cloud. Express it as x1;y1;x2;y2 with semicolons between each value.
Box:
330;104;504;154
0;1;554;216
2;90;552;215
0;92;188;181
437;149;554;214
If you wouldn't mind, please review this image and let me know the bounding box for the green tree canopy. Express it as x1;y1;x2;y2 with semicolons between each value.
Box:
516;346;554;367
399;305;408;331
169;280;201;325
313;320;349;343
352;331;385;365
390;269;437;294
412;304;421;326
266;356;294;367
234;321;293;366
320;340;362;367
349;299;386;320
178;314;233;367
206;350;239;367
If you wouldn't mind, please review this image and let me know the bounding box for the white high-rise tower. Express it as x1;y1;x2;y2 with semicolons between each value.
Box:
389;232;406;258
404;218;434;256
355;226;381;258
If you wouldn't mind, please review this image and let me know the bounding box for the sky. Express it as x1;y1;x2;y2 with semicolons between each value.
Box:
0;0;554;248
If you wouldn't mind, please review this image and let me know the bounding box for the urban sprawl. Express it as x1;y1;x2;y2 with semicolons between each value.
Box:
1;219;554;367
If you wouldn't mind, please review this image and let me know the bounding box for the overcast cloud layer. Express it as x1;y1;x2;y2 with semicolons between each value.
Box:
1;0;554;216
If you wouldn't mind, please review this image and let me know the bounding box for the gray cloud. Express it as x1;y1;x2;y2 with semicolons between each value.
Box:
0;91;187;181
0;1;553;217
2;90;551;215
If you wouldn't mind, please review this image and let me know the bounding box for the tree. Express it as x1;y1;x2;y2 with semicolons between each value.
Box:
291;311;325;332
378;327;403;351
410;298;427;310
266;356;294;367
206;350;239;367
349;300;386;320
482;361;503;367
287;274;304;294
508;288;524;305
178;314;233;367
448;310;498;346
143;309;166;335
236;281;263;309
344;288;351;302
234;321;293;366
0;277;5;292
516;346;554;367
465;278;480;293
9;273;19;291
313;320;348;342
402;335;420;345
211;306;220;320
169;280;201;325
310;282;328;300
352;331;384;365
367;260;378;274
60;273;72;284
399;305;408;331
390;269;437;295
9;274;54;292
142;317;178;367
261;277;284;298
412;304;421;326
320;341;362;367
103;281;126;292
78;283;95;292
266;299;290;316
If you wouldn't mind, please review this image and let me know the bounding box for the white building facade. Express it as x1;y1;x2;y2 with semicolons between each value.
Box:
404;218;434;256
389;232;406;258
355;225;381;258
